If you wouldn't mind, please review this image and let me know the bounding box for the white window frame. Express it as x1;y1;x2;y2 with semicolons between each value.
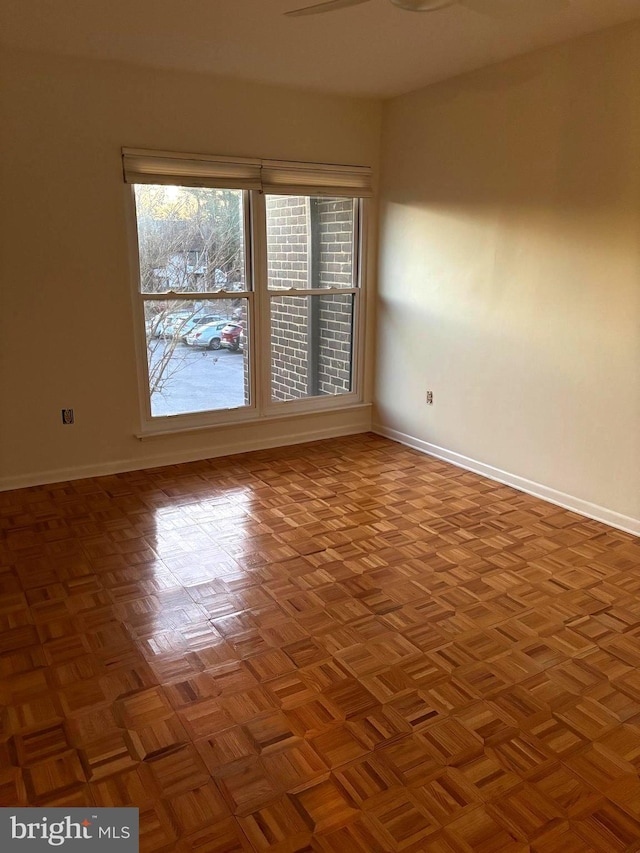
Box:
256;193;366;419
124;150;370;436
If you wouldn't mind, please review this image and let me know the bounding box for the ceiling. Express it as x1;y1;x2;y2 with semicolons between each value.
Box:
1;0;640;98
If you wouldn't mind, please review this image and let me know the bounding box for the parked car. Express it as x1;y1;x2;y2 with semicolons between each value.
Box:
162;312;224;340
185;320;229;350
221;322;243;351
176;313;225;340
146;310;190;339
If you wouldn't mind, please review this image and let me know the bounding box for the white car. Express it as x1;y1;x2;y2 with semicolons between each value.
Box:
146;310;191;339
185;320;230;350
174;313;225;340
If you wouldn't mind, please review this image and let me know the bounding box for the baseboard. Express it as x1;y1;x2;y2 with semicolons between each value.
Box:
0;422;369;492
373;424;640;538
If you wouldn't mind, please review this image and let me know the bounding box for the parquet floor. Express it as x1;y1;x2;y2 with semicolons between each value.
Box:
1;434;640;851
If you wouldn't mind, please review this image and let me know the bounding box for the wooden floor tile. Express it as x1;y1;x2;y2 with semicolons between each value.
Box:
573;799;640;852
22;750;87;801
414;768;481;825
238;795;311;852
167;780;231;834
364;787;440;851
216;756;281;815
289;777;357;833
1;433;639;850
446;805;527;852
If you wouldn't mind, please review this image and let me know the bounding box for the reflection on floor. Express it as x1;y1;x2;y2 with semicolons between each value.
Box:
1;433;640;852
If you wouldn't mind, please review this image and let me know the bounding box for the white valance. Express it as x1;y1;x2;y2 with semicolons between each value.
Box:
260;159;372;197
122;148;372;198
122;149;262;190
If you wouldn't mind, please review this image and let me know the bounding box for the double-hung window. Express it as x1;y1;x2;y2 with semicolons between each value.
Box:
124;149;371;431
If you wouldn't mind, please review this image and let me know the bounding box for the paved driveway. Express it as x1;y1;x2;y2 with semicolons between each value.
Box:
149;341;246;417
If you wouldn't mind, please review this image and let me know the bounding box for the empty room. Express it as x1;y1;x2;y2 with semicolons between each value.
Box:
1;0;640;850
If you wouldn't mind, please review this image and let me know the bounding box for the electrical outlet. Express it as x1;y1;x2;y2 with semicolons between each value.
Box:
61;408;74;425
426;391;433;405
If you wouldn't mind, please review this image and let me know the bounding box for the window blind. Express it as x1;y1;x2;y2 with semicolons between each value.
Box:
122;149;372;198
122;149;262;190
260;159;372;198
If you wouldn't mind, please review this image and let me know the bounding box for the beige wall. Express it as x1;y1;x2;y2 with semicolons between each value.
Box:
3;27;639;527
377;23;640;524
0;48;381;487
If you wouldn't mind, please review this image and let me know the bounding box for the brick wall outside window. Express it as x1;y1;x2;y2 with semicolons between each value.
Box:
266;195;355;402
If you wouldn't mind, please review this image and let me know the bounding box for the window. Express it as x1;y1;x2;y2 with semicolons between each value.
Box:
132;184;251;419
266;196;358;402
124;149;371;430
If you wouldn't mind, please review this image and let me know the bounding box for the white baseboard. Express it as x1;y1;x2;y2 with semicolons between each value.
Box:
0;422;369;492
373;424;640;538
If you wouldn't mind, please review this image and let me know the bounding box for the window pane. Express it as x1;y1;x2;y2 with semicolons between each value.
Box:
134;185;246;294
270;294;353;401
266;195;355;290
144;299;249;417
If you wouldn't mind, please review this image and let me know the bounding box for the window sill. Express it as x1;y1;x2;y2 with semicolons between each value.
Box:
135;401;372;440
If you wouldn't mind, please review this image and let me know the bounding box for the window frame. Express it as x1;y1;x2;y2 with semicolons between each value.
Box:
126;173;368;436
127;186;259;431
259;195;364;417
